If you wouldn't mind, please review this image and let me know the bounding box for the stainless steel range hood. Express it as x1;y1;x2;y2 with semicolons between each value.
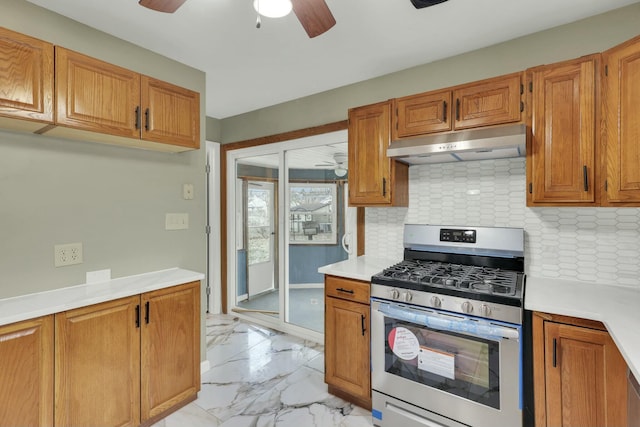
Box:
387;123;526;164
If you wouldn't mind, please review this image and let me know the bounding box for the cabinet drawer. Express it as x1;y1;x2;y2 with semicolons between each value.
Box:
325;275;370;304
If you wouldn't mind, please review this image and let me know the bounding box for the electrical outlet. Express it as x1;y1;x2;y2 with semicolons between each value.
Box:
54;242;83;267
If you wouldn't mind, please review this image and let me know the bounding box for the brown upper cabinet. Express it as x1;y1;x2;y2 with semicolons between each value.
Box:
52;47;200;152
526;55;600;206
0;27;54;130
348;100;408;207
602;34;640;206
393;72;523;140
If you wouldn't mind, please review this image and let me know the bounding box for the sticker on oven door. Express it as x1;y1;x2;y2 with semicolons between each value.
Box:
418;346;456;380
388;327;419;360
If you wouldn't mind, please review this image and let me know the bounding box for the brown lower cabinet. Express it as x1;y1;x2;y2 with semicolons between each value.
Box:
324;275;371;410
0;280;199;427
0;315;54;427
533;312;628;427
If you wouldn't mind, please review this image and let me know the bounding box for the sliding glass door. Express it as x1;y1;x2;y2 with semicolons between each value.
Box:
226;130;351;339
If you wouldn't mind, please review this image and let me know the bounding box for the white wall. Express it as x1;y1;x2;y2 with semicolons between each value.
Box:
365;158;640;287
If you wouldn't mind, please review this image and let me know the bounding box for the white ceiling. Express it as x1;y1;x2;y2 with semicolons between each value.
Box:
26;0;639;119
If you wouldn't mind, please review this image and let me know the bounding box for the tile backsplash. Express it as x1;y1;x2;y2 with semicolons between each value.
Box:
365;157;640;287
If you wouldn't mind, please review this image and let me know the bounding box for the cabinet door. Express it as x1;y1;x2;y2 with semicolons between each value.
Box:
0;316;53;427
348;101;408;206
325;296;370;407
393;90;452;138
141;76;200;149
527;56;598;205
141;281;200;422
602;35;640;205
453;73;522;129
55;47;141;138
55;296;141;427
0;28;53;125
544;321;627;427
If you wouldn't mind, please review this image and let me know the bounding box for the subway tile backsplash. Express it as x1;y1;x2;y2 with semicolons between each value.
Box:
365;158;640;287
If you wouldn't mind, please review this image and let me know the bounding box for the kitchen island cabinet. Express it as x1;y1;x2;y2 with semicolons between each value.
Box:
0;27;54;130
602;34;640;206
0;315;53;427
324;275;371;409
348;101;408;207
532;312;627;427
526;55;600;206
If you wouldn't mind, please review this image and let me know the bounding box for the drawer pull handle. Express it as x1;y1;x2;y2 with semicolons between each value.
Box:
336;287;354;294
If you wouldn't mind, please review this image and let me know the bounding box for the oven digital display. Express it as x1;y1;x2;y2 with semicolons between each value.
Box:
440;228;476;243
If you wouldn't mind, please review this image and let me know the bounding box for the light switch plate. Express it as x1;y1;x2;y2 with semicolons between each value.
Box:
166;213;189;230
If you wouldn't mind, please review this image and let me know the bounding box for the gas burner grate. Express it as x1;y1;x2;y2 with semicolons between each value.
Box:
380;260;519;296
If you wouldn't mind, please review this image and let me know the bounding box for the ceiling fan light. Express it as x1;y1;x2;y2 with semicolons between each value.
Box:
253;0;292;18
334;167;348;178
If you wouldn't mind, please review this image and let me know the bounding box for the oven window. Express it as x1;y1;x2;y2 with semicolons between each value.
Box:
384;317;500;409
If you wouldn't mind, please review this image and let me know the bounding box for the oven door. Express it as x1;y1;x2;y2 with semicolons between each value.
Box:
371;298;523;427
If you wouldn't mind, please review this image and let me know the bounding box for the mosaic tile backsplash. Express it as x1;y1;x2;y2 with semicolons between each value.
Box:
365;157;640;287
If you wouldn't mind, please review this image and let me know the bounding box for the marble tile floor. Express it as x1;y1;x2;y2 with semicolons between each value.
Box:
152;313;373;427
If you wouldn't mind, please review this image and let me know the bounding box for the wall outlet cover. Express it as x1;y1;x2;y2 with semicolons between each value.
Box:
54;242;83;267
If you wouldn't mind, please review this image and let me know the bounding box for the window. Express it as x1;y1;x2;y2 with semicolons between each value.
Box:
289;183;337;245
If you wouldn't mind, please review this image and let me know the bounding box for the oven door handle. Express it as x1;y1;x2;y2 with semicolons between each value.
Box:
376;302;520;340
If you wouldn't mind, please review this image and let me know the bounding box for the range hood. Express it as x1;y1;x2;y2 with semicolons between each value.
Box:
387;123;526;164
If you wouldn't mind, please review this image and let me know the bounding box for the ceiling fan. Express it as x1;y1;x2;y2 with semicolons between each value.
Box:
315;153;348;177
138;0;336;38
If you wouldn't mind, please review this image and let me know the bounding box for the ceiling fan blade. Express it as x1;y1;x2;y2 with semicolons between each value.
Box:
291;0;336;38
138;0;187;13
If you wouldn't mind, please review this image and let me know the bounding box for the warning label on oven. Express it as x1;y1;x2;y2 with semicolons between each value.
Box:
388;327;420;360
418;346;456;380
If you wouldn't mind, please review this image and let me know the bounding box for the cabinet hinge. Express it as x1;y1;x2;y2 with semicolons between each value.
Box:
605;65;608;76
528;183;533;194
520;101;524;113
529;81;533;92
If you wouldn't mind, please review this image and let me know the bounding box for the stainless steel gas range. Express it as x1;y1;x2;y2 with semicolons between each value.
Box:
370;224;533;427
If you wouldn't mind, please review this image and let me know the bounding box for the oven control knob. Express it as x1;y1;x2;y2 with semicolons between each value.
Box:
430;296;442;308
389;288;400;300
403;291;413;302
461;301;473;314
480;304;492;317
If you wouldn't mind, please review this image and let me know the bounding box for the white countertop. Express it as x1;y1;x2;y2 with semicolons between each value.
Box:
526;276;640;380
318;255;398;282
0;268;205;327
